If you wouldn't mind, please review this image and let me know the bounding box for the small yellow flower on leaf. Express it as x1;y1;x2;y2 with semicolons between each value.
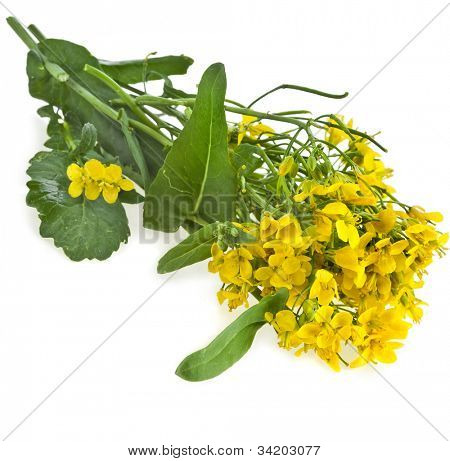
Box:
66;159;134;204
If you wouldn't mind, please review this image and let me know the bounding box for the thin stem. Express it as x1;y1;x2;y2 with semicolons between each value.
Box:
247;83;349;109
65;79;172;148
84;64;163;134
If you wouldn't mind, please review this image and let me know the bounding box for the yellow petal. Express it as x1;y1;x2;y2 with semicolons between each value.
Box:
84;159;105;181
68;180;84;198
336;219;349;242
102;184;120;204
275;310;297;332
239;259;253;280
372;208;396;234
315;305;334;323
118;178;134;191
221;258;239;280
330;312;352;329
297;322;321;342
254;267;273;281
315;269;333;284
347;224;360;249
374;346;397;364
105;164;123;183
321;202;350;216
84;181;101;200
238;247;253;260
317;329;334;348
270;273;292;289
389;240;408;255
335;246;359;271
67;163;83;181
282;256;301;275
375;237;391;249
376;254;396;274
278;156;294;176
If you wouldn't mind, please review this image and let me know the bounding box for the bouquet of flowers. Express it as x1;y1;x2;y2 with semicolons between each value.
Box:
8;17;446;381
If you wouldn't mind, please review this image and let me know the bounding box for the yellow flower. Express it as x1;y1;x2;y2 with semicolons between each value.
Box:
275;214;303;245
66;159;134;204
339;183;377;206
208;243;225;273
325;115;353;146
354;142;380;172
263;240;294;267
370;206;397;234
350;307;411;367
217;284;250;310
405;223;438;245
312;212;333;243
334;246;366;288
266;310;301;349
293;180;342;203
254;265;292;290
296;305;353;371
278;156;295;176
255;253;311;292
84;158;105;180
102;164;134;203
408;206;443;223
237;115;274;144
364;238;409;275
309;269;339;305
320;202;360;249
260;213;279;241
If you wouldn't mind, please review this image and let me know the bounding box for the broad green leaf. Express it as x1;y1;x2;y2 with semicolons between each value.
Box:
27;150;130;261
37;105;82;150
26;38;166;178
176;289;289;381
231;143;264;173
144;63;237;232
100;55;193;84
119;189;144;204
157;223;218;274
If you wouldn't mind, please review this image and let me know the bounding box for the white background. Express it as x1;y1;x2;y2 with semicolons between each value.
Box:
0;1;449;460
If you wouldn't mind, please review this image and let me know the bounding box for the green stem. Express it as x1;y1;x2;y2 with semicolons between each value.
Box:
135;95;309;128
65;79;172;148
27;24;46;42
6;17;38;51
117;109;152;188
247;83;349;109
258;149;278;176
84;64;163;134
186;215;210;227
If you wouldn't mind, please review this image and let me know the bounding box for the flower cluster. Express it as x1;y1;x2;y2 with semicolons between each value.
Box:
67;159;134;204
209;116;447;371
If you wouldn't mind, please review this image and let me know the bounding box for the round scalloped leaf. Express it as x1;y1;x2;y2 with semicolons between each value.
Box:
27;150;130;261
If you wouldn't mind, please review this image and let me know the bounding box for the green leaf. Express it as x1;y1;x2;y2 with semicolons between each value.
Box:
231;143;264;173
26;38;166;177
157;223;218;274
144;63;237;232
175;289;289;381
37;105;83;150
119;189;144;204
27;150;130;261
100;55;193;85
